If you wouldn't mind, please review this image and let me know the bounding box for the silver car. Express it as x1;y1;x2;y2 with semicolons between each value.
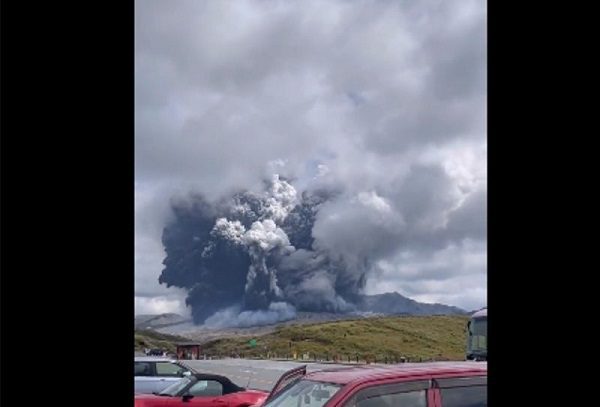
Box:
134;356;194;394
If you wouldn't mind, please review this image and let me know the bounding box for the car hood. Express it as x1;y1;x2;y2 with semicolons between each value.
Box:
135;393;165;400
244;389;269;394
134;390;268;399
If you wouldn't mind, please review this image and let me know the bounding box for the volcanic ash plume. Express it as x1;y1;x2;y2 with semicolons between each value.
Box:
159;175;391;326
240;219;294;310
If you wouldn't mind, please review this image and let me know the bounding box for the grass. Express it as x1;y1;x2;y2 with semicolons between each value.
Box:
134;329;191;353
200;315;469;362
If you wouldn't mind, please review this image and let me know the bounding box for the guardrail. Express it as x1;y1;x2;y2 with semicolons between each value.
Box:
177;353;454;364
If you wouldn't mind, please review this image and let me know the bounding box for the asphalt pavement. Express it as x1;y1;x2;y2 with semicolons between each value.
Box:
180;358;362;391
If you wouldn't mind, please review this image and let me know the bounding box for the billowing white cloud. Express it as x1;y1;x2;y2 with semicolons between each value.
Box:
135;295;189;316
365;239;487;310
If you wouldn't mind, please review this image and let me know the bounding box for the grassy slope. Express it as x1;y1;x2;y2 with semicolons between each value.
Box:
202;315;469;361
134;329;191;353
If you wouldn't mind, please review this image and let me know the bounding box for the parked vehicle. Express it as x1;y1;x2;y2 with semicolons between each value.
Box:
259;361;487;407
466;307;487;361
134;356;194;394
134;373;269;407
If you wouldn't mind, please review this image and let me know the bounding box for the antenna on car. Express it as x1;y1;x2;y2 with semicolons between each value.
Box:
246;359;255;389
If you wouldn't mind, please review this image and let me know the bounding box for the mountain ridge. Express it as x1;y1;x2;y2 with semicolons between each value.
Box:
135;291;467;334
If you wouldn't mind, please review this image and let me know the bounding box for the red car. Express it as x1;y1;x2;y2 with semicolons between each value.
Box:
259;361;487;407
134;373;268;407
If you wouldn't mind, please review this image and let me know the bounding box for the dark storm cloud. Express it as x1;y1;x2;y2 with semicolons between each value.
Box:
158;178;364;324
135;0;487;316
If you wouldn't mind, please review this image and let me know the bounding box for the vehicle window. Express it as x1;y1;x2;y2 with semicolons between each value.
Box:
354;390;426;407
268;365;307;399
155;362;184;376
467;317;487;356
263;380;342;407
440;386;486;407
134;362;153;377
160;377;195;396
188;380;223;396
344;381;430;407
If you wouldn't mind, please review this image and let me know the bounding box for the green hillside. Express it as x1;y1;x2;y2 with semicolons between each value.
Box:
134;329;191;353
202;315;469;362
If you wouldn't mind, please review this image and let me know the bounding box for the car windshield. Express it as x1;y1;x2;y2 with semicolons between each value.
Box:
263;380;342;407
159;377;195;396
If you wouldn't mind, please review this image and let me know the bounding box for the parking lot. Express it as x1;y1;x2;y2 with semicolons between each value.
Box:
180;358;364;391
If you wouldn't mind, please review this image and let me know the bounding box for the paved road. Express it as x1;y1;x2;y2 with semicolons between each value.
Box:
181;359;363;391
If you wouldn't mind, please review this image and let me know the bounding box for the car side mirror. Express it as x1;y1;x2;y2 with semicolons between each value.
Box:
182;371;192;377
182;393;194;402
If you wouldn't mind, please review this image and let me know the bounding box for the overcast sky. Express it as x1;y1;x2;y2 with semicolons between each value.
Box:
135;0;487;316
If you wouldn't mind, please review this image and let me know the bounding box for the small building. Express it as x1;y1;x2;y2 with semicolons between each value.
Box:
176;342;202;360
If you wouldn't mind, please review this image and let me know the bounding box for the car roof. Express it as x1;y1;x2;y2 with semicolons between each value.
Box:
134;356;178;363
471;308;487;318
305;362;487;385
193;373;238;384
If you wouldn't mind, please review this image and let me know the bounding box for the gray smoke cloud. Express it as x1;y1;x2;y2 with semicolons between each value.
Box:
204;302;297;329
159;164;485;326
159;175;370;325
135;0;487;317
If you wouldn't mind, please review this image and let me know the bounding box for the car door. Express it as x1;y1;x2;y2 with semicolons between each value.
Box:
153;361;188;393
135;361;161;394
175;379;230;407
432;376;487;407
338;379;433;407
